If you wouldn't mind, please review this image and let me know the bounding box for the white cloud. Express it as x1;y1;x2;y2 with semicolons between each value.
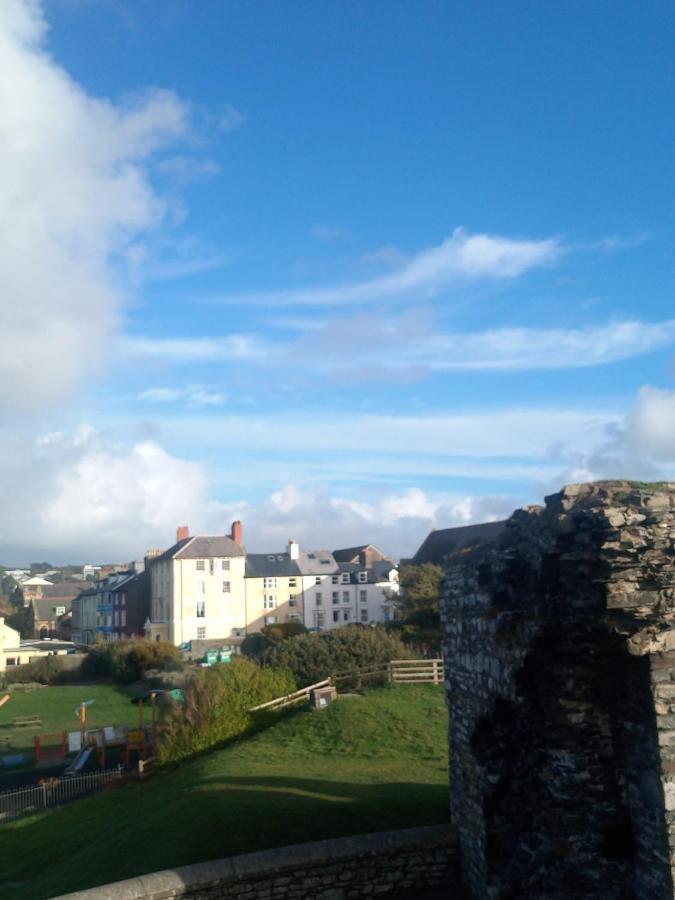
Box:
209;227;561;307
624;387;675;462
214;485;516;560
309;224;350;243
0;0;188;414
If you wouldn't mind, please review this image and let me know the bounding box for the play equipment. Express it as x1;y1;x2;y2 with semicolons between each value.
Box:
64;745;94;775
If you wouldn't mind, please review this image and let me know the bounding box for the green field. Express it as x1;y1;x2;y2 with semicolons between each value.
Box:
0;684;449;900
0;683;143;755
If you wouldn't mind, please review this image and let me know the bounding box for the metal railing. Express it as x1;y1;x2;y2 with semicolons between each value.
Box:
0;767;123;821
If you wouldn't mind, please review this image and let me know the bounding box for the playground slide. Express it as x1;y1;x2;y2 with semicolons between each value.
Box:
65;745;93;775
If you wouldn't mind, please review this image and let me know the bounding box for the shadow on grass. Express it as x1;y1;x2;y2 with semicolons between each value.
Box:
0;776;449;900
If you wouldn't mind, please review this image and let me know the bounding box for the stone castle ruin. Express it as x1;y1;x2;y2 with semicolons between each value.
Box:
441;482;675;899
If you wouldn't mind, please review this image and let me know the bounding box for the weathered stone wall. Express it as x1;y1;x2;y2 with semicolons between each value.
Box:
53;824;458;900
441;481;675;899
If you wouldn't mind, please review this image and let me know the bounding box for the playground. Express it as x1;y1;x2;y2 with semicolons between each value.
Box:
0;684;154;777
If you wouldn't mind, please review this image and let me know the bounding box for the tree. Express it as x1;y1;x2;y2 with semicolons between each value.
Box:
393;563;446;657
398;563;445;614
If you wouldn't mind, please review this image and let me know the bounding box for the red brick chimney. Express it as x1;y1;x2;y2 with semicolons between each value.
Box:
230;520;243;545
176;525;190;543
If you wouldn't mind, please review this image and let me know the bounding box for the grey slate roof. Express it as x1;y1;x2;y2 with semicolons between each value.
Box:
410;521;507;566
337;560;397;584
245;554;302;578
152;536;245;564
42;584;86;600
296;551;339;575
332;544;390;564
32;596;74;621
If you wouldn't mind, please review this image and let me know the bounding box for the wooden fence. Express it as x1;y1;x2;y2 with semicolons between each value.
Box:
389;658;444;684
249;679;332;713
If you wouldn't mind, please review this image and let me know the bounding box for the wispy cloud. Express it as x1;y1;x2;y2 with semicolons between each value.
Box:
122;317;675;378
120;334;270;363
138;386;227;407
309;224;350;243
205;227;561;307
220;102;246;132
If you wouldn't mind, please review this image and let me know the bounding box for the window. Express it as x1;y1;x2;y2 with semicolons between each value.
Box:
263;577;277;589
264;615;277;625
343;591;350;603
360;609;368;623
341;573;350;584
121;610;126;627
359;590;367;602
332;575;339;584
332;592;339;604
222;559;230;571
222;581;231;593
289;595;297;607
55;606;65;615
315;594;323;606
316;612;325;627
197;581;205;594
332;611;339;623
343;610;350;622
315;576;321;585
196;560;205;571
114;611;119;626
263;595;277;609
358;572;368;583
289;578;297;587
197;627;206;639
288;614;300;622
196;600;205;617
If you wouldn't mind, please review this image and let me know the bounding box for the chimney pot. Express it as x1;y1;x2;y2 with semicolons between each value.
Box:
176;526;190;543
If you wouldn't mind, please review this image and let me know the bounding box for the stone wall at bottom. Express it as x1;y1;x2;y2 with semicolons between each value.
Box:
53;824;458;900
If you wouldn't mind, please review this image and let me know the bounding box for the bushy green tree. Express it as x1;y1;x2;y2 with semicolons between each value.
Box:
157;656;295;764
392;563;446;656
261;626;413;687
81;639;182;683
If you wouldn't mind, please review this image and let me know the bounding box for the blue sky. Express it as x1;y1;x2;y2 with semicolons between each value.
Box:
1;0;675;562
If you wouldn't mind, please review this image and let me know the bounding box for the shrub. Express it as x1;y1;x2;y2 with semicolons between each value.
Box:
241;622;308;661
3;655;65;686
261;626;414;687
157;656;295;764
80;639;182;683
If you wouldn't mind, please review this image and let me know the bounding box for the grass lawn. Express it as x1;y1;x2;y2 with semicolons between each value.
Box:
0;684;142;755
0;684;449;900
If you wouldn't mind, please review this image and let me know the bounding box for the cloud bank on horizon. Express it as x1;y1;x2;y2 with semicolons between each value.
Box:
1;0;674;563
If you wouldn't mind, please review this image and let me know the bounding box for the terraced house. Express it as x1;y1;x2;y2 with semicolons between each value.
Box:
143;523;400;645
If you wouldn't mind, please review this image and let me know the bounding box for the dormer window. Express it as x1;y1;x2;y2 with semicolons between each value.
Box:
341;573;350;584
358;572;368;583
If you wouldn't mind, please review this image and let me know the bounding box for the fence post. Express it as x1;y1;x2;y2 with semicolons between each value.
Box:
388;661;393;683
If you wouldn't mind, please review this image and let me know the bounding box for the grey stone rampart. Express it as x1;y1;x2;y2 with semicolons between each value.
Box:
441;481;675;899
52;824;458;900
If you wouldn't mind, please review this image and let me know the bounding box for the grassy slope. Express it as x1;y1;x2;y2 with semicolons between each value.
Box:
0;684;141;754
0;685;449;900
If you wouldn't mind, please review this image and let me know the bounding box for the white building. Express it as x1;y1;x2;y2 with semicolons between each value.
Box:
144;523;247;645
300;545;399;632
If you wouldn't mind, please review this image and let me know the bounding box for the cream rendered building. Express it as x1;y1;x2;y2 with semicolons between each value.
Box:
145;525;247;645
244;542;304;632
0;618;21;674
